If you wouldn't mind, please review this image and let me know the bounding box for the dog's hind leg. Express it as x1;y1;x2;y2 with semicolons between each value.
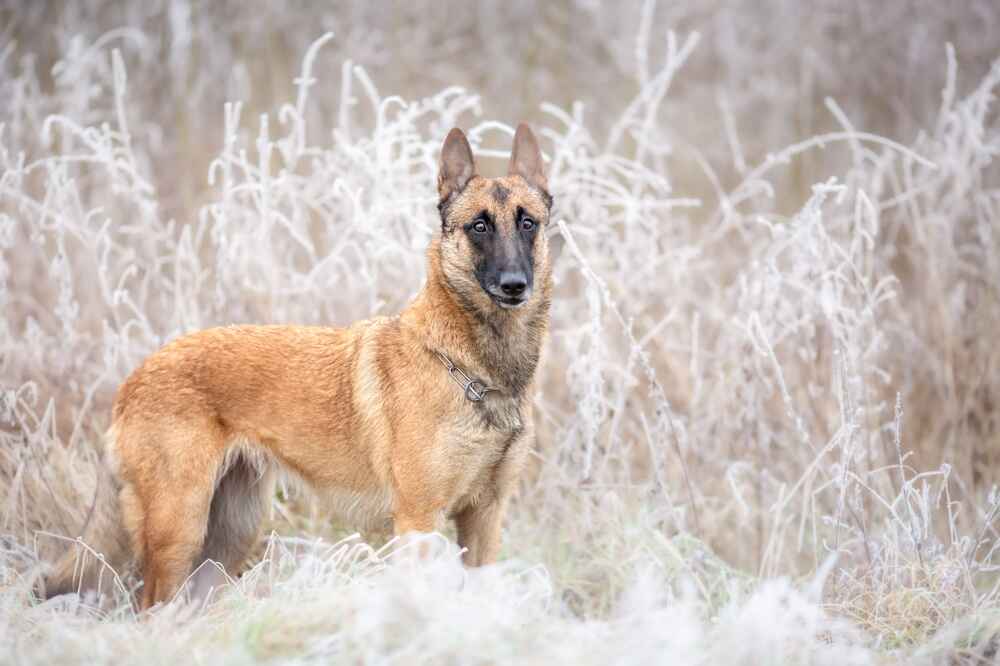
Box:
194;453;274;596
123;421;223;610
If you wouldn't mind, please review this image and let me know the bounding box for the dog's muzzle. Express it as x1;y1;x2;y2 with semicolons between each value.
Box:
488;270;531;308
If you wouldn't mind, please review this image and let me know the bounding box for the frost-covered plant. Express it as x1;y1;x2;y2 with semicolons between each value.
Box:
2;1;1000;664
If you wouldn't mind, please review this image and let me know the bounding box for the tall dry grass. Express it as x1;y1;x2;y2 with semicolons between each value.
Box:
2;1;1000;663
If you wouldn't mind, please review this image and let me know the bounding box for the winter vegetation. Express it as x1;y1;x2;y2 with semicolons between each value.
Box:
2;1;1000;663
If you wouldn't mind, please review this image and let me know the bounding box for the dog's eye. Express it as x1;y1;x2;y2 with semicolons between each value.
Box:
521;217;535;231
473;219;488;233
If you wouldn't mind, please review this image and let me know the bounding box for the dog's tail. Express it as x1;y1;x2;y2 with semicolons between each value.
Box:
0;423;131;598
31;426;133;601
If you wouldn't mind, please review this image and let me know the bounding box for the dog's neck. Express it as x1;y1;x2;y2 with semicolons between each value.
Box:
402;239;551;399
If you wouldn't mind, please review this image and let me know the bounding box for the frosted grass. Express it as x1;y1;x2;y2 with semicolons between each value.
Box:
2;1;1000;663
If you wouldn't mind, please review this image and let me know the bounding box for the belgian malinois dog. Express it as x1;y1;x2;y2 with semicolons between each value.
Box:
43;124;553;609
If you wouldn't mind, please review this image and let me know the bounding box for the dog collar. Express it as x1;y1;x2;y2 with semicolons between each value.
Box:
435;351;496;402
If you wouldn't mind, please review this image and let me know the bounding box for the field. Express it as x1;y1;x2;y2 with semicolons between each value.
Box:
3;1;1000;663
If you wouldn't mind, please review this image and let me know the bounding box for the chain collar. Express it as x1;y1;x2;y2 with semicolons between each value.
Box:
435;351;496;402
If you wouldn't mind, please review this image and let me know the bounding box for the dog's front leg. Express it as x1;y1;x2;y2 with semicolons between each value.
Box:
393;506;438;535
392;502;443;561
455;424;533;566
455;499;505;566
391;452;445;558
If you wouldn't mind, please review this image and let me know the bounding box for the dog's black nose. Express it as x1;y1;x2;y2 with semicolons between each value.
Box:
499;272;528;296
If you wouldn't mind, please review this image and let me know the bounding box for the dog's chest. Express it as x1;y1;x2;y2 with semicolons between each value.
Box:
440;395;524;507
475;393;524;433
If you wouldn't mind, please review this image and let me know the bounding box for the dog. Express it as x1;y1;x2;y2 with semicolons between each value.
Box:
41;124;554;610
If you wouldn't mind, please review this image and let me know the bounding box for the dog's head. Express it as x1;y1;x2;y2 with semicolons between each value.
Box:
436;124;553;314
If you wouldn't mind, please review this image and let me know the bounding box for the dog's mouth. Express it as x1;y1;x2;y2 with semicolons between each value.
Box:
492;293;528;309
483;285;531;309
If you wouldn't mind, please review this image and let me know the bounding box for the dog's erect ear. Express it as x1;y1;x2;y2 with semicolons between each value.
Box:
508;123;547;193
438;128;476;203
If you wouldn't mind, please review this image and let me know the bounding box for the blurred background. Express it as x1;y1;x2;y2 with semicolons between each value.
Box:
6;2;997;215
3;1;1000;660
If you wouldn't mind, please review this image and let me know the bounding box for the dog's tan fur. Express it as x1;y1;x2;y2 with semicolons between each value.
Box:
42;125;553;609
